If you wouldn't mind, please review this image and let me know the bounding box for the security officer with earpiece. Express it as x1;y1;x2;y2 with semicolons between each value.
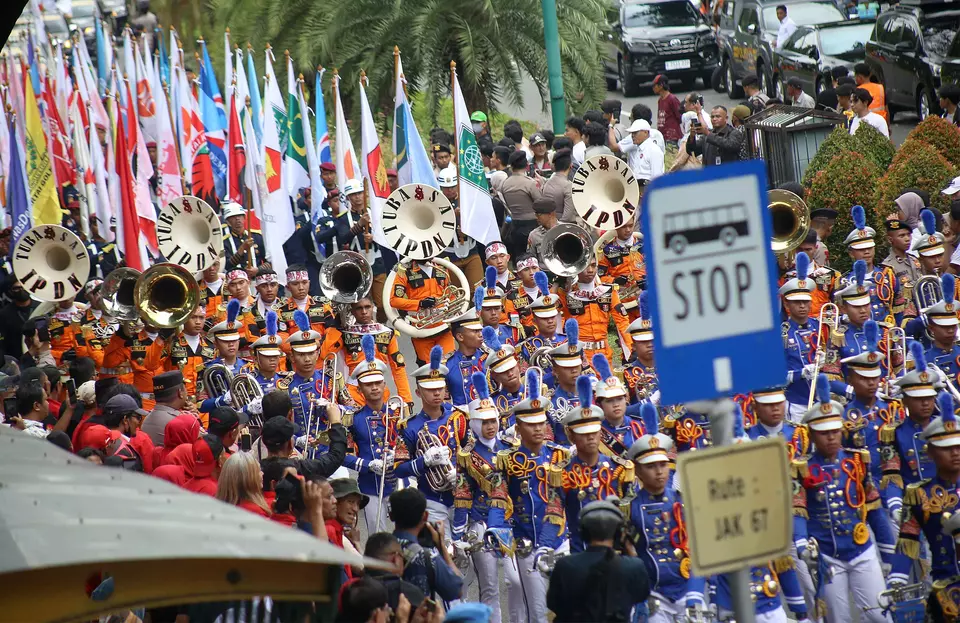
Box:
546;498;654;622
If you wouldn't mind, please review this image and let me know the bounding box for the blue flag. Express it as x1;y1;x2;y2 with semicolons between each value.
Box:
246;48;263;145
95;19;109;96
8;120;32;252
198;40;228;199
315;70;331;164
27;32;41;97
157;28;169;86
393;82;437;188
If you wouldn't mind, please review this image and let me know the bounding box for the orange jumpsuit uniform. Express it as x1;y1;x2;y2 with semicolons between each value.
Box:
777;262;841;321
557;281;631;362
277;297;332;351
597;233;646;320
320;325;413;407
505;283;540;331
75;309;113;369
163;332;217;399
103;330;165;410
389;261;456;365
48;310;80;366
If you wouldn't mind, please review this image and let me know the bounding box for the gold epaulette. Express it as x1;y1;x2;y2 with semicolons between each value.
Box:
791;458;809;480
442;352;456;364
457;445;473;470
831;325;847;347
341;410;354;428
773;556;795;573
661;414;678;430
903;480;931;507
879;422;899;443
856;448;871;465
880;474;904;490
495;449;513;471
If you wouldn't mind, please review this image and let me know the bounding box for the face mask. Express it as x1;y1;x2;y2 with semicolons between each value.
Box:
11;289;30;302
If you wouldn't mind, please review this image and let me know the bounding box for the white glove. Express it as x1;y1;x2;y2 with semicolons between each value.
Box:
246;396;263;416
294;434;308;450
649;390;661;405
219;390;233;406
534;546;553;573
368;459;385;475
801;363;818;381
424;445;451;466
891;507;902;526
500;425;517;443
383;450;395;467
569;445;578;458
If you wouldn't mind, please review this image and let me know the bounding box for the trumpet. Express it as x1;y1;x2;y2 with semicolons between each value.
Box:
202;363;233;399
807;303;839;409
529;346;554;370
376;396;407;532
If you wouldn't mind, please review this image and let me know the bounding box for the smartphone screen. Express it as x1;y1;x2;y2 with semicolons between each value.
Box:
240;430;252;452
66;379;77;404
3;397;18;420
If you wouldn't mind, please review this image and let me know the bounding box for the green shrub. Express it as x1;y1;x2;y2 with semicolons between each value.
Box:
875;139;958;212
808;151;884;275
904;116;960;168
802;126;854;187
850;122;895;172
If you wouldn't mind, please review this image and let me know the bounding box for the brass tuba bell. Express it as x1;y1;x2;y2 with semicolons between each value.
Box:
135;263;203;328
768;189;810;256
100;267;142;321
319;251;373;304
539;223;594;277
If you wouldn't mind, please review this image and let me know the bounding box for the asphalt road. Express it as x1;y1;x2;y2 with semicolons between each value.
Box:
501;74;918;146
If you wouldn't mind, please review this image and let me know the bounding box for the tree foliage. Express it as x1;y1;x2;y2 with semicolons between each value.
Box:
850;122;895;173
801;126;853;187
875;139;958;212
904;116;960;169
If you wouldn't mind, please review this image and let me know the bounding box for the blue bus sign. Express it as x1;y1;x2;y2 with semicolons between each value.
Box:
640;160;786;405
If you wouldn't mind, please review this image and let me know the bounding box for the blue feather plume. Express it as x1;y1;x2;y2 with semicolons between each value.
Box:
482;325;501;352
576;374;594;407
733;405;745;438
534;271;550;297
944;274;956;305
565;318;578;346
265;310;278;337
226;298;240;324
592;353;613;382
293;309;310;332
941;392;957;427
640;290;650;321
796;252;810;280
429;345;443;371
853;259;866;287
852;205;866;230
816;373;831;406
474;286;484;313
471;371;490;400
921;209;936;236
864;319;878;353
526;369;541;401
361;334;376;363
641;403;658;434
910;341;927;372
485;265;497;290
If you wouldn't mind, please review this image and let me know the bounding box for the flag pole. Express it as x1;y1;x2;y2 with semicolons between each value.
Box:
359;68;370;254
449;61;465;247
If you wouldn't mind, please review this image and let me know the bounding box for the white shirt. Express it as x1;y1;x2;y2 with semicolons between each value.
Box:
849;112;889;138
572;141;586;168
617;136;665;181
20;419;49;439
792;91;816;109
183;332;201;353
776;17;797;49
649;128;666;153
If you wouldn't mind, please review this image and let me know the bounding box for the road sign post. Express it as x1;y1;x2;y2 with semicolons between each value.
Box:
640;160;786;405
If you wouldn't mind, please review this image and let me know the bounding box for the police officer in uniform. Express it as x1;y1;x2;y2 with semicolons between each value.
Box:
221;201;265;273
445;301;487;407
881;218;921;301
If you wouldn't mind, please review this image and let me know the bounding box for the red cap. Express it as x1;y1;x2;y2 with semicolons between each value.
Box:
386;168;398;177
319;162;336;172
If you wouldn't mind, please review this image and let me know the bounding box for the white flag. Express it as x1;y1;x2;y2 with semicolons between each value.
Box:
333;74;360;194
452;69;500;245
260;48;295;283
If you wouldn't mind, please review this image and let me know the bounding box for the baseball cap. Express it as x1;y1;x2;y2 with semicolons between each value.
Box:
261;416;296;450
103;394;149;419
732;105;752;121
626;119;651;133
529;132;546;145
943;176;960;196
787;76;803;89
208;406;248;436
470;111;487;123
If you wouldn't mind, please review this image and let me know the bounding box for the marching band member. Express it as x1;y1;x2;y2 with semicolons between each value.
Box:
890;392;960;587
835;260;896;380
481;242;523;303
445;298;488;407
395;357;468;542
452;371;524;623
478;269;519;347
320;296;412;408
518;271;566;364
547;319;585;445
779;231;841;321
341;335;396;534
48;298;83;365
198;300;250;415
910;209;948;279
241;265;285;340
794;375;895;623
780;252;822;422
220;201;265;274
924;274;960;382
243;310;291;395
597;222;645;320
622;295;658;405
207;268;256;329
163;303;216;400
483;326;524;426
277;264;332;338
841;205;904;325
103;322;165;411
930;514;960;620
278;310;326;446
627;403;706;621
388;257;457;365
561;374;634;553
75;281;116;369
881;342;943;527
593;354;644;458
485;374;568;623
557;256;630;362
748;387;810;456
508;254;544;332
198;259;224;319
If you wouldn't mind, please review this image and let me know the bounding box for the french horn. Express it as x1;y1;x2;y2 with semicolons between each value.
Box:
157;195;225;272
539;223;594;277
135;263;203;328
383;257;471;339
12;225;91;302
320;251;373;304
571;154;641;229
381;184;458;260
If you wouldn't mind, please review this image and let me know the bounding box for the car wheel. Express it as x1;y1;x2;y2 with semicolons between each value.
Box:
726;62;744;98
774;75;784;101
917;87;932;121
606;76;618;91
619;60;640;97
711;66;726;93
759;67;772;98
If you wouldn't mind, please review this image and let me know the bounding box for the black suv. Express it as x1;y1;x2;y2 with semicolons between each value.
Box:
603;0;720;96
714;0;846;98
865;2;960;120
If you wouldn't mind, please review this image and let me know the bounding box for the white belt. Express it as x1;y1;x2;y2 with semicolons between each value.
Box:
580;340;607;350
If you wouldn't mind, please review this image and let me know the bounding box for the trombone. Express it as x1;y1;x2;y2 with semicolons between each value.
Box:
376;397;407;532
807;303;839;409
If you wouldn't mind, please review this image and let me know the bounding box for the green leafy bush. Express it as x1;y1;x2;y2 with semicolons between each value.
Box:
904;116;960;168
875;139;958;212
802;126;854;188
850;122;895;172
808;151;884;274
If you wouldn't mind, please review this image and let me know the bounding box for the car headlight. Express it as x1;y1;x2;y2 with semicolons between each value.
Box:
625;40;656;54
698;33;716;46
931;63;941;78
84;26;93;35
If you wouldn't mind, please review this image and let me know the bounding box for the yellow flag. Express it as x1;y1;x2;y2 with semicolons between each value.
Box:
24;83;62;225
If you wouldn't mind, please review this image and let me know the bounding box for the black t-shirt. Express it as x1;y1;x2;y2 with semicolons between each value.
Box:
547;546;651;623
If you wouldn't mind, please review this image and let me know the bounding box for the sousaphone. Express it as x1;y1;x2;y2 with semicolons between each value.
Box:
571;154;641;230
157;195;225;272
13;225;91;302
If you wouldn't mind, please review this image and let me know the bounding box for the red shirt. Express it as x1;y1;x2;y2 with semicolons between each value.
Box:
238;500;271;518
657;93;683;142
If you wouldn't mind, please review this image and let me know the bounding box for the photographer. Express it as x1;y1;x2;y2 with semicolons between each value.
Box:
259;407;347;480
261;456;329;540
547;499;652;622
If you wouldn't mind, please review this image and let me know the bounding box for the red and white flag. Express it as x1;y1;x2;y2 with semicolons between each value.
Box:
125;77;158;253
358;78;389;247
152;55;183;210
226;87;246;204
115;107;148;271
